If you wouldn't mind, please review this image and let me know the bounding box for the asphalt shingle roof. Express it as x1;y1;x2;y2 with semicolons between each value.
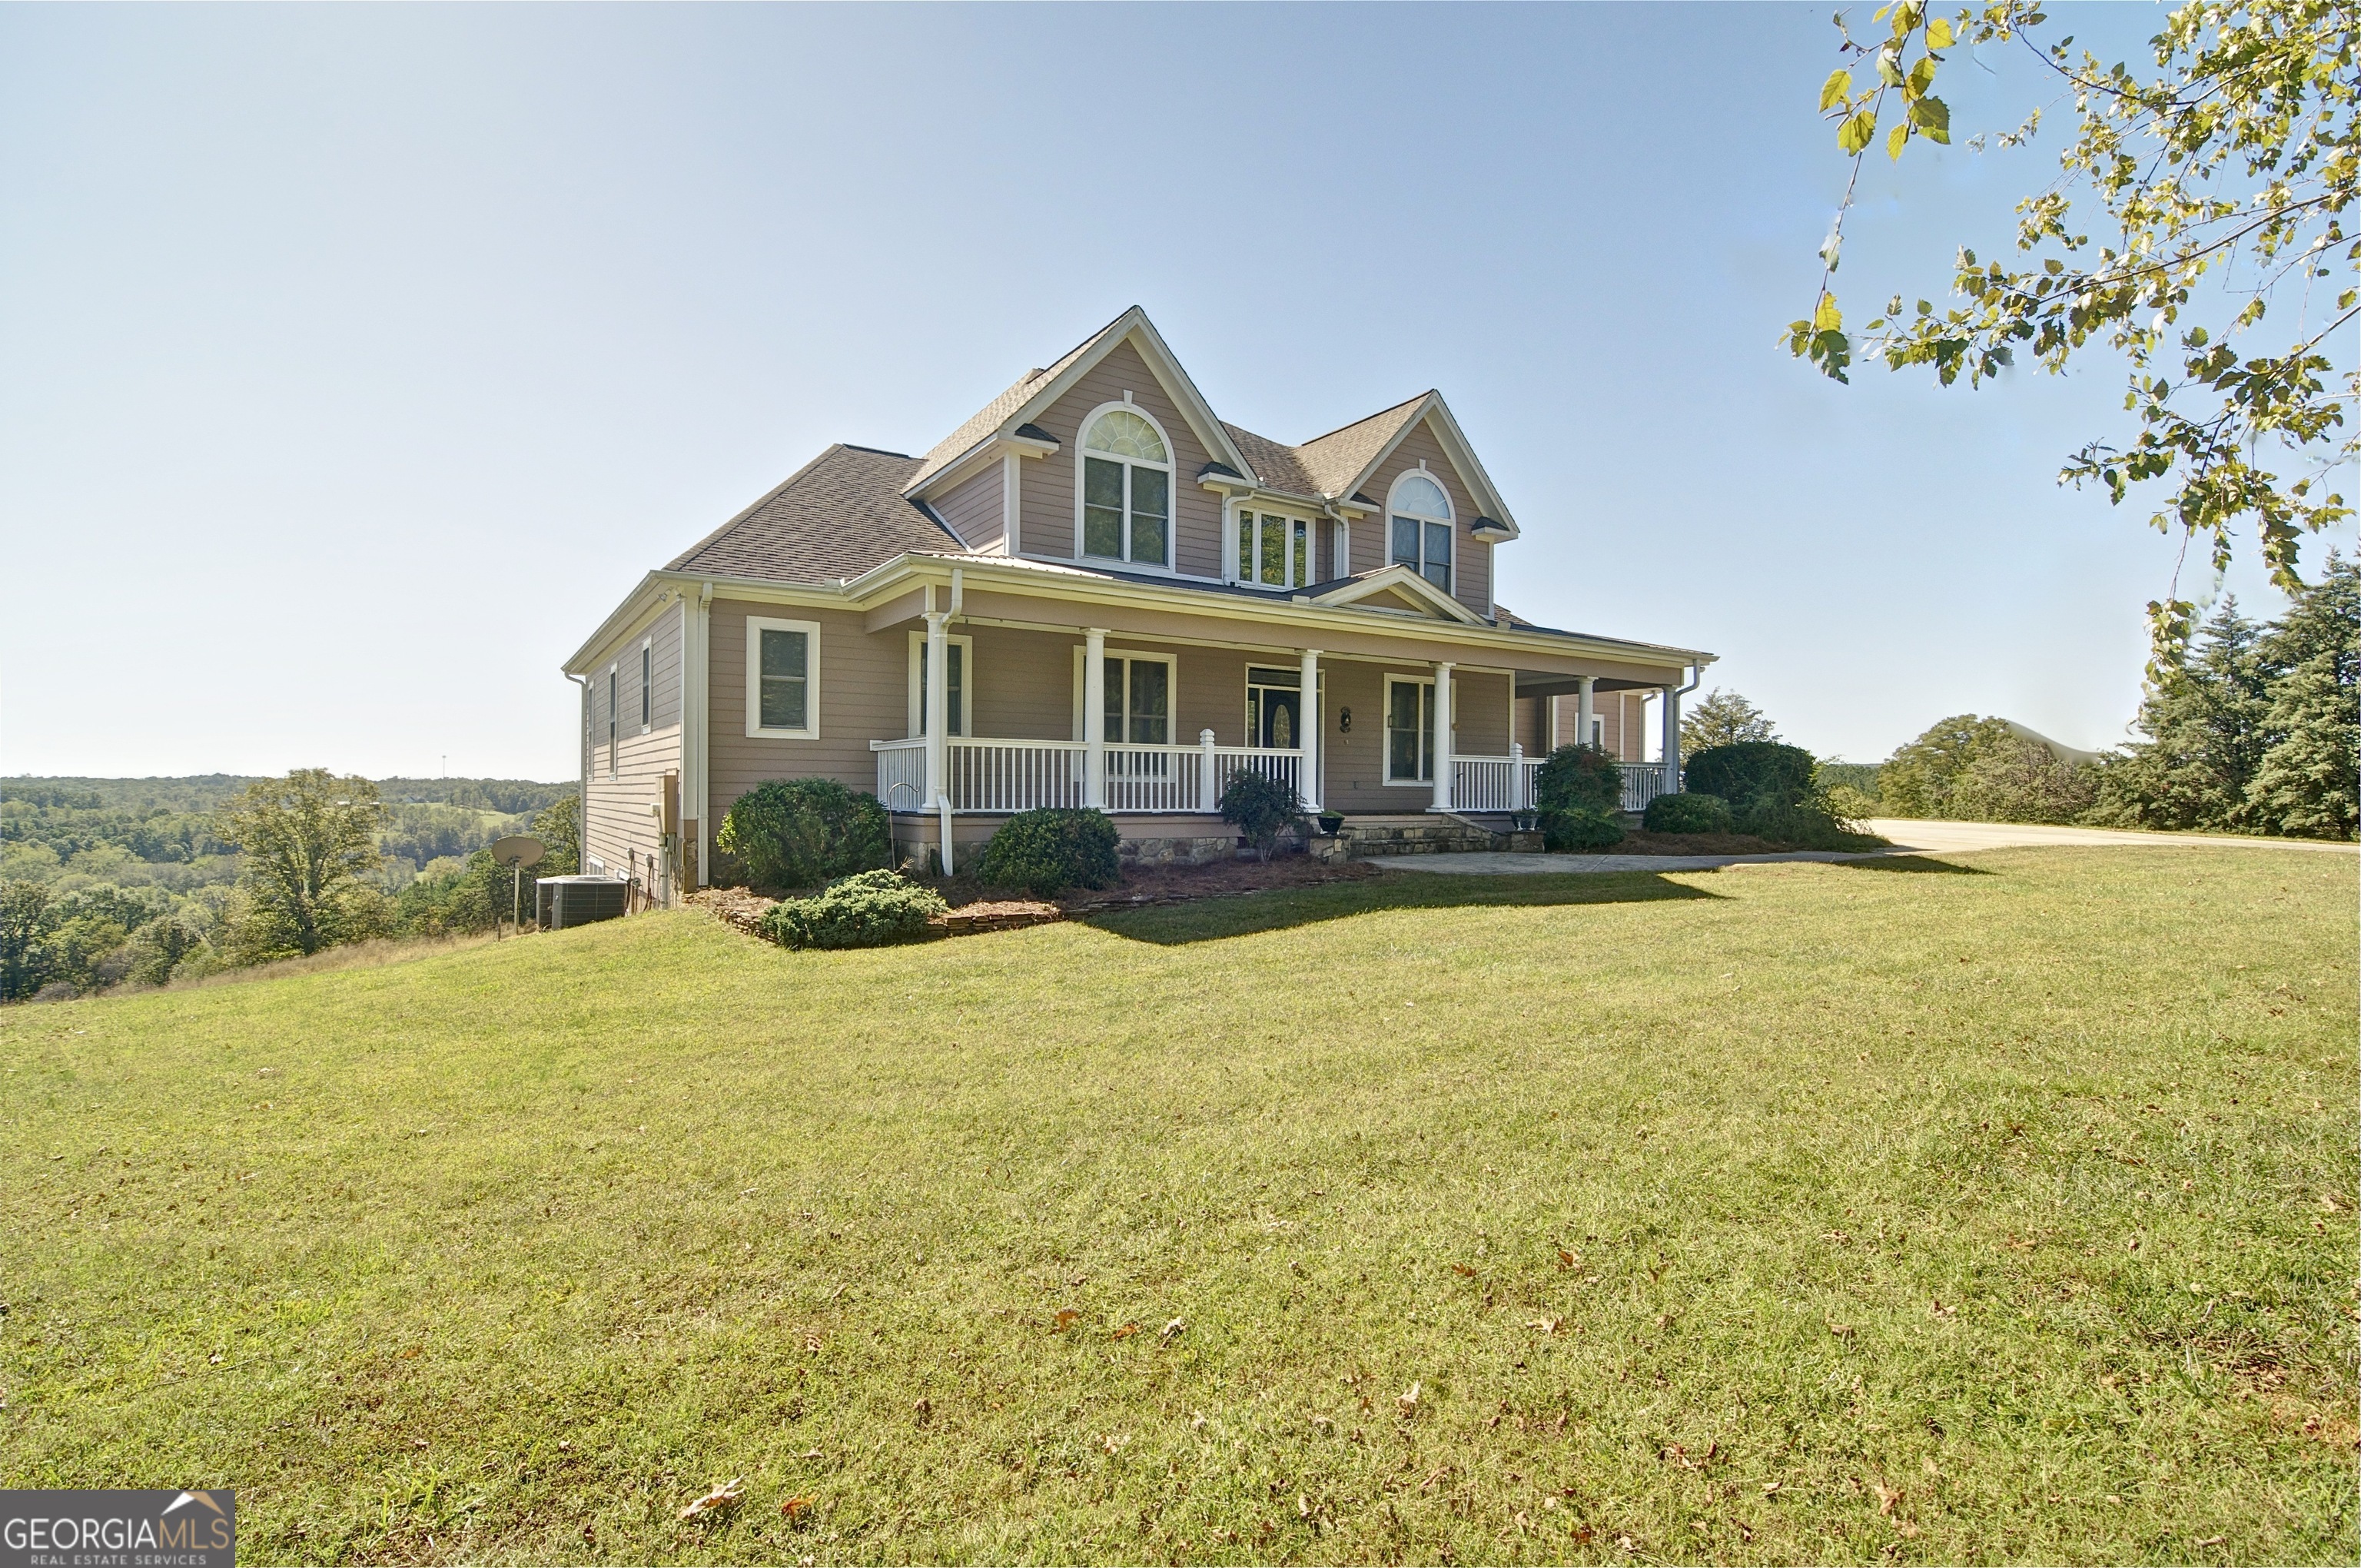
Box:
664;444;958;584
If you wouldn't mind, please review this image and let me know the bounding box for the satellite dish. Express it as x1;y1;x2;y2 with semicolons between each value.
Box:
490;835;546;869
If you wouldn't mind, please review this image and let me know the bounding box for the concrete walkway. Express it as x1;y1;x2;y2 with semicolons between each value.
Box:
1373;818;2354;877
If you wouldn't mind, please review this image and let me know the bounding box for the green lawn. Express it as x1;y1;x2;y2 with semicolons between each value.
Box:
2;848;2353;1564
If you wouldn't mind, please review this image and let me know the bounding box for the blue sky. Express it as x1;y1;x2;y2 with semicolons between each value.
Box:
2;2;2334;780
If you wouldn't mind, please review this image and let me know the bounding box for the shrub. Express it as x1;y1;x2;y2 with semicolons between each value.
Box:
1822;783;1881;826
715;779;890;889
1542;806;1625;851
1643;792;1735;835
972;807;1121;895
1218;770;1305;863
1684;742;1818;811
1733;796;1880;851
759;869;947;950
1532;745;1622;815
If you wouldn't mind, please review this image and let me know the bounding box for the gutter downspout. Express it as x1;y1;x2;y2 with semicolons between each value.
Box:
689;582;712;886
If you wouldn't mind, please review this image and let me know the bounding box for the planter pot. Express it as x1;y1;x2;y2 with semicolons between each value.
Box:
1317;813;1345;835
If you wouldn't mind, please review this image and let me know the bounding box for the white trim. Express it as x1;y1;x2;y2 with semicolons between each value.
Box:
907;629;975;737
1227;499;1317;592
1000;452;1020;554
1076;643;1180;747
1385;467;1458;599
1073;400;1177;571
743;615;821;739
639;637;653;735
606;662;621;779
1382;673;1439;786
1242;661;1305;749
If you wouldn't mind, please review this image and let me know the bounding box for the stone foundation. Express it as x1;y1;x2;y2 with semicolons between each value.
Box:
1117;833;1237;869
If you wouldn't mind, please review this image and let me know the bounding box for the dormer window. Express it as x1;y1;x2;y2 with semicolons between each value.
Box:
1078;405;1171;569
1389;470;1453;593
1236;509;1310;590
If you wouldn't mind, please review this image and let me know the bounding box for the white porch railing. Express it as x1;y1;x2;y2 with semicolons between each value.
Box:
872;733;1304;815
1619;761;1679;812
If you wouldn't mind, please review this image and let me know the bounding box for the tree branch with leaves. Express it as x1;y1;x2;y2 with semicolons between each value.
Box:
1793;0;2356;669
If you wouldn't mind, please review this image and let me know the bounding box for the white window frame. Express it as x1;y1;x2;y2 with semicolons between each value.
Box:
1243;664;1313;751
1381;673;1456;786
1071;646;1180;745
1072;398;1177;573
744;615;821;740
1229;503;1314;592
1386;466;1457;596
639;639;653;734
606;662;620;779
906;630;975;738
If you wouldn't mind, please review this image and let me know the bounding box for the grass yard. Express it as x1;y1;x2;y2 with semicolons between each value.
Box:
2;847;2353;1564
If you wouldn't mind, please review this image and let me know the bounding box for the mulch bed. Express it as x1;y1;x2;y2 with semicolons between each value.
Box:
686;854;1383;942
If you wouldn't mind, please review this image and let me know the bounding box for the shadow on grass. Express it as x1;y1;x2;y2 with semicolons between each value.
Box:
1087;870;1721;945
1833;854;1992;876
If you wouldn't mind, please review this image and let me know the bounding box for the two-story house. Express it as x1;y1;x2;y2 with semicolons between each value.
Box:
563;307;1713;895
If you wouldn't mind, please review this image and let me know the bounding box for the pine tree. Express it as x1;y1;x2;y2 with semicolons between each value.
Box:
1681;689;1779;755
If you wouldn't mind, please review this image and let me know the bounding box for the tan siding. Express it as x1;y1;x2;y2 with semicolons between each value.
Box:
970;624;1074;741
1356;419;1495;619
1017;340;1224;577
706;599;908;822
586;724;682;890
934;462;1005;553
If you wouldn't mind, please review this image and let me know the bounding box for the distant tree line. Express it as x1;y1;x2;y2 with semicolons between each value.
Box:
1;771;578;1002
1838;557;2356;839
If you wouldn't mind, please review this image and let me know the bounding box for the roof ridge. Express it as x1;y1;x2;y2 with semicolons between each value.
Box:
1292;390;1433;452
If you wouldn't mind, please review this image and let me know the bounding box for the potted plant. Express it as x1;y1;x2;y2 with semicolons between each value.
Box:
1317;811;1345;836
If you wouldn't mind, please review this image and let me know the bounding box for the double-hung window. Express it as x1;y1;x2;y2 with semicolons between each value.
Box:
639;643;653;730
1387;470;1454;593
1102;655;1171;746
1078;406;1172;569
1385;676;1437;784
745;616;820;739
909;632;971;736
607;666;619;777
1236;510;1310;590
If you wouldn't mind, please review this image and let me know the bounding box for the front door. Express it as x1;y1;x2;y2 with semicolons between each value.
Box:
1246;666;1301;750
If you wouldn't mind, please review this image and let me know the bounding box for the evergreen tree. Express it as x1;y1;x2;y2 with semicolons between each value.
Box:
2090;604;2273;831
1681;689;1779;755
2244;556;2359;838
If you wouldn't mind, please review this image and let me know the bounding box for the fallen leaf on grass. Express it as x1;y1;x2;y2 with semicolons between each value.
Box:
677;1478;743;1520
1827;1321;1855;1338
779;1496;814;1522
1109;1322;1140;1340
1873;1481;1901;1517
1452;1264;1478;1277
1161;1317;1186;1341
1054;1309;1080;1331
1929;1298;1957;1318
1526;1317;1563;1335
1762;1481;1782;1497
1102;1433;1130;1453
1397;1381;1421;1417
1557;1248;1577;1270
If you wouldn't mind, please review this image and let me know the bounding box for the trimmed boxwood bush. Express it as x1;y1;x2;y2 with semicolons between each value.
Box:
1542;804;1625;851
1532;744;1622;815
1683;742;1818;811
714;778;890;889
1219;770;1304;863
972;807;1121;895
1643;792;1735;835
759;869;947;950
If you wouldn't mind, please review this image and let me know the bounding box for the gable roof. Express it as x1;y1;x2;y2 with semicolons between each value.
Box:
665;443;960;584
1307;564;1485;625
1221;397;1429;505
905;306;1256;497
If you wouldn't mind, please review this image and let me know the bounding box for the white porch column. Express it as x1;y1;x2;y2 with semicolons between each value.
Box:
1083;627;1107;809
1509;741;1526;810
1661;683;1682;784
1546;693;1560;752
1430;660;1454;812
923;611;950;807
1297;647;1322;812
1197;729;1219;812
1577;676;1596;752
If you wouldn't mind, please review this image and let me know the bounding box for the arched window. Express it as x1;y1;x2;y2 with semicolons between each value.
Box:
1078;405;1172;568
1388;470;1453;593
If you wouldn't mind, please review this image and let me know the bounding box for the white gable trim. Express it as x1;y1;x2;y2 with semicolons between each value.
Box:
1002;308;1258;489
1310;563;1485;625
1339;395;1520;538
